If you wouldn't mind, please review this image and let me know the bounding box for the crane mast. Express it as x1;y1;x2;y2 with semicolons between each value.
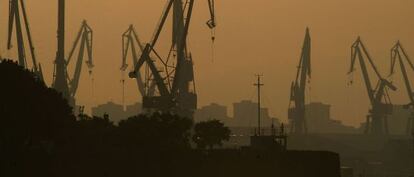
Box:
129;0;216;118
53;0;70;100
390;42;414;134
8;0;43;80
348;37;397;135
288;28;311;134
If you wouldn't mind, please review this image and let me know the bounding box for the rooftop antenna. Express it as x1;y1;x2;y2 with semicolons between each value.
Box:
254;74;264;136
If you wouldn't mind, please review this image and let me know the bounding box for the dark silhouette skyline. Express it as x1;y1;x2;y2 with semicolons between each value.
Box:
1;0;413;127
0;60;343;177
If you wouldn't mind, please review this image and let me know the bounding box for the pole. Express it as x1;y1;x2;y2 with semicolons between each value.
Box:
254;75;264;136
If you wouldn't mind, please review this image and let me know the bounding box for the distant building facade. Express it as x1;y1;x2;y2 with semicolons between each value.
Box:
387;105;411;135
92;102;142;124
305;102;357;134
232;100;278;128
194;100;280;130
125;102;142;117
194;103;230;123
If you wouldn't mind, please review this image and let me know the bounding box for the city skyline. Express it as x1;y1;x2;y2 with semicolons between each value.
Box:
0;0;413;126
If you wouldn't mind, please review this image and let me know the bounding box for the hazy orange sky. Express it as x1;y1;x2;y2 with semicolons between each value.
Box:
1;0;413;127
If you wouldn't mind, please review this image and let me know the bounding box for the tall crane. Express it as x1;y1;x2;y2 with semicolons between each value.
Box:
288;28;311;134
348;37;397;135
52;20;94;106
52;0;94;108
121;25;155;98
389;41;414;134
8;0;43;80
66;20;94;101
129;0;216;118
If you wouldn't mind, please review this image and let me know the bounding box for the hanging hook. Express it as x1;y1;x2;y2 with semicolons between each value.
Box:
210;29;216;62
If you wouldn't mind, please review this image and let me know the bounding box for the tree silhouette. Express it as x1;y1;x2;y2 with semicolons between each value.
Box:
115;113;194;177
0;60;76;176
0;60;340;177
76;115;115;150
193;120;231;149
117;113;193;150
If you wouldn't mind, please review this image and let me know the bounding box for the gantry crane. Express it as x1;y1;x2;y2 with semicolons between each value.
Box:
52;19;94;107
129;0;216;118
8;0;43;80
288;28;311;134
390;41;414;134
348;37;397;135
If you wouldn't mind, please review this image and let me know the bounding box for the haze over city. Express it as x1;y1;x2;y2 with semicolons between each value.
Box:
0;0;413;127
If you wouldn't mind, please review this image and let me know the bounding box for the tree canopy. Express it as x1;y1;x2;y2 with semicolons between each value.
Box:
0;59;76;176
0;60;76;147
193;120;231;149
117;113;193;150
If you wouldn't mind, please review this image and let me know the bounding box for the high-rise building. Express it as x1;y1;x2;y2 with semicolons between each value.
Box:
305;102;357;134
194;103;230;123
232;100;276;127
92;102;143;124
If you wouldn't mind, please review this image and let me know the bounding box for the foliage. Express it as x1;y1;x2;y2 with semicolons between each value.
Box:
193;120;231;149
117;113;193;150
76;115;116;149
0;60;339;177
0;59;76;146
0;59;77;176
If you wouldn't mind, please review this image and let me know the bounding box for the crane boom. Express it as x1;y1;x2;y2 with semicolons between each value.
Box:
20;0;39;75
151;1;174;48
121;25;146;96
207;0;216;29
288;28;311;134
131;44;170;96
67;20;94;98
349;37;397;134
391;42;414;104
8;0;26;67
351;42;375;103
390;42;414;134
7;0;43;80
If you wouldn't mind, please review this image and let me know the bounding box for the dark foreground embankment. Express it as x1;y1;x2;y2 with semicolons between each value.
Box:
52;148;340;177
